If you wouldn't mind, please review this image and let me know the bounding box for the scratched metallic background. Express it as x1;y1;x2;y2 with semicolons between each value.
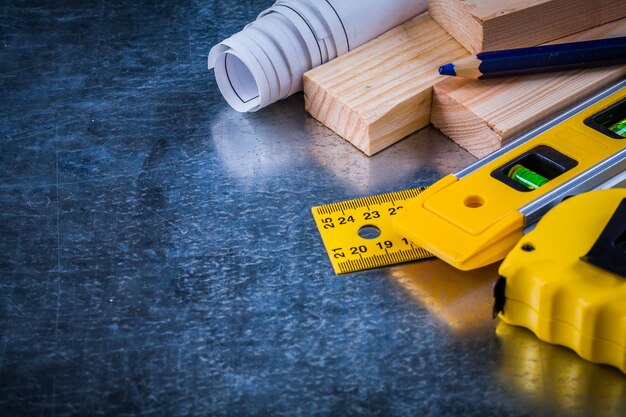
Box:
1;1;626;416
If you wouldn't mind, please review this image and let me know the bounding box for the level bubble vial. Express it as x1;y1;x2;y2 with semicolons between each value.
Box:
507;164;549;190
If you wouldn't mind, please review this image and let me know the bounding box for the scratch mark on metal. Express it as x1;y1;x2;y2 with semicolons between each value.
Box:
0;46;81;77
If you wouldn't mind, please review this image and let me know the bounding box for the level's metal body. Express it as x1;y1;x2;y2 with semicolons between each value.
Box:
393;79;626;270
457;79;626;226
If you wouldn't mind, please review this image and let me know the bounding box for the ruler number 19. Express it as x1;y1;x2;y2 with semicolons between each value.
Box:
376;240;393;249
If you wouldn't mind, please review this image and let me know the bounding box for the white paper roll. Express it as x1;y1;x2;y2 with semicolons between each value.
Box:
208;0;428;112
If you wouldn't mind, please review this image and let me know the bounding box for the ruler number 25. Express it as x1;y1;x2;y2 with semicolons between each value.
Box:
322;218;335;229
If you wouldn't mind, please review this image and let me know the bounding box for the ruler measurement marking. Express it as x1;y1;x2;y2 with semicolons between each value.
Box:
313;187;432;274
334;246;429;273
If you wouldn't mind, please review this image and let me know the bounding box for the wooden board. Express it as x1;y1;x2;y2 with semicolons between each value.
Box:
429;0;626;54
303;12;469;156
430;19;626;159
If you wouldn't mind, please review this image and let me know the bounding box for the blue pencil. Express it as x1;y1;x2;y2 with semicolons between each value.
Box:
438;36;626;79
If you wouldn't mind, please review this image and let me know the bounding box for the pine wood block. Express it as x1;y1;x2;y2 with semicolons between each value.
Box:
303;12;470;156
429;0;626;54
430;19;626;159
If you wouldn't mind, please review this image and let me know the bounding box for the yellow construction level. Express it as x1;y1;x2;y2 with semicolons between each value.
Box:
393;80;626;271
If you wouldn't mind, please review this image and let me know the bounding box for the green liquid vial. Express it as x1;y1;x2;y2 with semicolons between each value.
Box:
608;117;626;137
507;164;549;190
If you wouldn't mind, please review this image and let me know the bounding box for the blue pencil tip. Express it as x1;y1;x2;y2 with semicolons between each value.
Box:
438;63;456;76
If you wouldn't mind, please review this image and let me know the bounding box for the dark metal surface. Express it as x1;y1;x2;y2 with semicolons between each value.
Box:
1;1;625;416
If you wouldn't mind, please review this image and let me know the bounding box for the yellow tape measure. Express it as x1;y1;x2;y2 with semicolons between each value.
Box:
312;188;433;274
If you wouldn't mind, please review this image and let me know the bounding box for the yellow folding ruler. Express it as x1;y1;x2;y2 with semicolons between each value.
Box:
311;188;433;274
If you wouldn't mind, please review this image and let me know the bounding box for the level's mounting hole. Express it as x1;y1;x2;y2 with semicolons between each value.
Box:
358;225;381;240
464;195;485;208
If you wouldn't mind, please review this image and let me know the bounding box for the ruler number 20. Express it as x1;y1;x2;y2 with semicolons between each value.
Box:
350;246;367;255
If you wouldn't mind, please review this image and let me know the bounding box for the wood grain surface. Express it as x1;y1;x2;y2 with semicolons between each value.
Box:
430;18;626;159
303;12;469;156
429;0;626;53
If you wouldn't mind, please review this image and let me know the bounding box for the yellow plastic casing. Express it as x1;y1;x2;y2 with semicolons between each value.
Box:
393;87;626;270
498;188;626;373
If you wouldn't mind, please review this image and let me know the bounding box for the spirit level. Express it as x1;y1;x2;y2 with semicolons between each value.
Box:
393;79;626;270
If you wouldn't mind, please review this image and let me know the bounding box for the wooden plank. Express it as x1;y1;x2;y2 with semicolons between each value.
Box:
303;12;469;156
430;19;626;159
429;0;626;54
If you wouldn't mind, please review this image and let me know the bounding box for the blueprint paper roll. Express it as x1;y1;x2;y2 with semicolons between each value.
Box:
208;0;428;112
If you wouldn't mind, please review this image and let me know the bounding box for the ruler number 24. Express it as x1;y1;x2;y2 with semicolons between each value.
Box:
322;216;356;229
323;206;403;229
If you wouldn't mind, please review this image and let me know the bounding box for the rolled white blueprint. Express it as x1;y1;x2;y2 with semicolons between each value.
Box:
208;0;428;112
